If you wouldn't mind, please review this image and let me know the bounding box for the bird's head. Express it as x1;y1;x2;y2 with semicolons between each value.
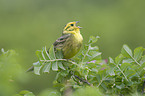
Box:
63;21;82;34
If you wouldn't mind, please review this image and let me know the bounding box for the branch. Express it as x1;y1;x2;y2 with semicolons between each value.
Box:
42;59;92;85
70;71;92;86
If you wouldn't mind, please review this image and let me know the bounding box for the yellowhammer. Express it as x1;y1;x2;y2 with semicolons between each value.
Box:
54;21;83;59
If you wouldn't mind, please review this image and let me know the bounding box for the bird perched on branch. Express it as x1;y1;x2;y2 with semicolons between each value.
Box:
27;21;83;72
54;21;83;59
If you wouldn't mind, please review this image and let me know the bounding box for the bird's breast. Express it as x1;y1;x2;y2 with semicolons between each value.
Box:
62;33;83;59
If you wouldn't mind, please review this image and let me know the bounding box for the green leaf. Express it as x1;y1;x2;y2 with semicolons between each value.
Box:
19;90;30;95
55;49;63;59
134;47;144;61
88;46;99;51
58;62;65;70
109;57;115;64
121;44;133;58
19;90;35;96
122;58;134;63
125;69;136;78
115;54;124;64
72;87;104;96
116;84;124;89
120;63;131;72
52;62;58;71
49;45;55;59
36;50;44;60
41;47;46;60
88;51;102;60
100;83;107;91
38;89;61;96
137;62;145;75
34;66;42;75
140;55;145;64
60;70;69;77
42;62;51;73
33;61;42;75
116;85;122;89
107;66;114;76
96;74;101;83
44;46;51;60
108;67;115;76
73;85;82;89
1;48;5;53
88;36;100;44
24;92;35;96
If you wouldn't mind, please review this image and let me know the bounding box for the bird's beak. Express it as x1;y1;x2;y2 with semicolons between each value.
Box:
76;21;82;29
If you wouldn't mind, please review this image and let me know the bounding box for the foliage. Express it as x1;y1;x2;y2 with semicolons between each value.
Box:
0;49;26;96
22;36;145;96
71;87;104;96
2;36;144;96
15;90;35;96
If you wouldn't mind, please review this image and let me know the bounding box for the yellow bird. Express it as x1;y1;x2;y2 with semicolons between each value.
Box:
53;21;83;59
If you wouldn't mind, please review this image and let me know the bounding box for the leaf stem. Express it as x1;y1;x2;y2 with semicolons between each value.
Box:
132;57;141;66
82;46;90;63
116;65;129;81
40;59;78;65
97;75;108;87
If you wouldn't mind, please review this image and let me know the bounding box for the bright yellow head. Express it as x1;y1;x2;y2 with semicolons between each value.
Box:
63;21;82;34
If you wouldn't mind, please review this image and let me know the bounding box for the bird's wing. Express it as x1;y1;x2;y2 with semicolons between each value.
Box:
53;34;71;49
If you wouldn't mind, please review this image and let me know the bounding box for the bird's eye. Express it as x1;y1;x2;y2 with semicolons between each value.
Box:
70;24;74;26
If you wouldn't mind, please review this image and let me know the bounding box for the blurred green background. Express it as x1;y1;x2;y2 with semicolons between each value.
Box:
0;0;145;95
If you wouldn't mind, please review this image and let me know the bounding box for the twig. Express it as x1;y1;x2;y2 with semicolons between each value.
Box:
70;71;91;86
26;66;34;72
